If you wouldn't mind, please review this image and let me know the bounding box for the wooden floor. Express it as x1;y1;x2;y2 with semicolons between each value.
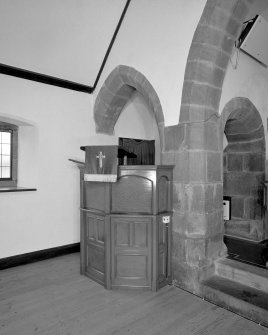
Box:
0;254;267;335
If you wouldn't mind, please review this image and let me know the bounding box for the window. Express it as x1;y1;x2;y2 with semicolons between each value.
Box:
0;122;18;187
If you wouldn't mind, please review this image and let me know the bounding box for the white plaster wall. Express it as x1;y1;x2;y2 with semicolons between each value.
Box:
94;0;206;126
0;75;92;258
0;0;126;85
0;0;207;258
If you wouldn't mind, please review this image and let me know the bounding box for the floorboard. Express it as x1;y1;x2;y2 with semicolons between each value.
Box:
0;253;267;335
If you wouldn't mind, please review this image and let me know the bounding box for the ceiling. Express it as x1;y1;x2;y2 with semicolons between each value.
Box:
0;0;268;88
0;0;126;86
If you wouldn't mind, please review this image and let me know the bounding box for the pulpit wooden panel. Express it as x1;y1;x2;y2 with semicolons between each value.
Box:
79;164;174;291
111;176;153;214
158;176;170;213
84;213;106;286
157;214;171;288
84;182;108;212
111;216;153;289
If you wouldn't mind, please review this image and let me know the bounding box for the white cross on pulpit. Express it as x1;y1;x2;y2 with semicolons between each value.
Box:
96;151;106;169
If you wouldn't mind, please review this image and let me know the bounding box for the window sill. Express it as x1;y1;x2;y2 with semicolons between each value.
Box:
0;187;37;193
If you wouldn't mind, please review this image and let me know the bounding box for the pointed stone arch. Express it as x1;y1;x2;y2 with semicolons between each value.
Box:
166;0;255;292
94;65;165;151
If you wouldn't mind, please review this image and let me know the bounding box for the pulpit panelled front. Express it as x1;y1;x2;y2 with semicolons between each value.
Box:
79;161;174;291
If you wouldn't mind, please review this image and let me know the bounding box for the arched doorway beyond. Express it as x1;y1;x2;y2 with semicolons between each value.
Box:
221;97;267;266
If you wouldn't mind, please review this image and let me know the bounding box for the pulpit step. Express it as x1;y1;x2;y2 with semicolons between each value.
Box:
201;275;268;327
215;257;268;293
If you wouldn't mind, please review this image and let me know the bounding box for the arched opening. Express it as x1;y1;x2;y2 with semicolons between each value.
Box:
114;90;161;165
94;65;164;165
221;97;267;266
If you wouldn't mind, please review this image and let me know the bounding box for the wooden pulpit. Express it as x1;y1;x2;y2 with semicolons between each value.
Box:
79;145;174;291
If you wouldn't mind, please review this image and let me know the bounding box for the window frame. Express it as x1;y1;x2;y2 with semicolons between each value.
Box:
0;122;18;187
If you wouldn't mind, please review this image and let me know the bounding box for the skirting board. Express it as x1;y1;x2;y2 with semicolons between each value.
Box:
0;243;80;270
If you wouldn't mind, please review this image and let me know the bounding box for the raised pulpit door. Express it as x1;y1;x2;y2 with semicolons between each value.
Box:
110;216;153;289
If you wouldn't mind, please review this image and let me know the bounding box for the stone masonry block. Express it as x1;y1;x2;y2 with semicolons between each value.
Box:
94;96;108;118
201;4;235;36
205;122;220;151
173;207;222;239
243;153;264;172
213;0;248;22
244;197;255;220
173;151;189;183
223;153;227;172
172;211;187;235
185;122;220;151
186;238;207;267
189;184;206;213
179;104;218;123
103;66;123;91
172;232;186;261
161;151;175;165
185;209;223;238
158;122;165;153
227;139;265;153
118;65;138;85
189;151;206;182
186;212;208;237
97;85;117;107
145;96;164;125
172;260;200;292
230;196;245;219
182;81;222;109
193;24;234;54
206;234;227;260
188;42;229;69
173;183;189;213
110;95;129;115
185;122;205;150
207;210;225;236
207;152;222;182
204;184;214;212
208;6;242;38
185;121;220;151
214;183;223;210
204;183;223;213
164;125;185;152
227;127;263;143
227;153;243;171
224;172;255;196
116;84;135;100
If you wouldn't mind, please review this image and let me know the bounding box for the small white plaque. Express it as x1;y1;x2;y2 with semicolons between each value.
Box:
223;199;230;220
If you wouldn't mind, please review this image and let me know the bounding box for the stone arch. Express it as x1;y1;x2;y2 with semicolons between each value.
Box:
94;65;165;152
180;0;253;124
168;0;255;292
221;97;265;241
221;97;265;142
